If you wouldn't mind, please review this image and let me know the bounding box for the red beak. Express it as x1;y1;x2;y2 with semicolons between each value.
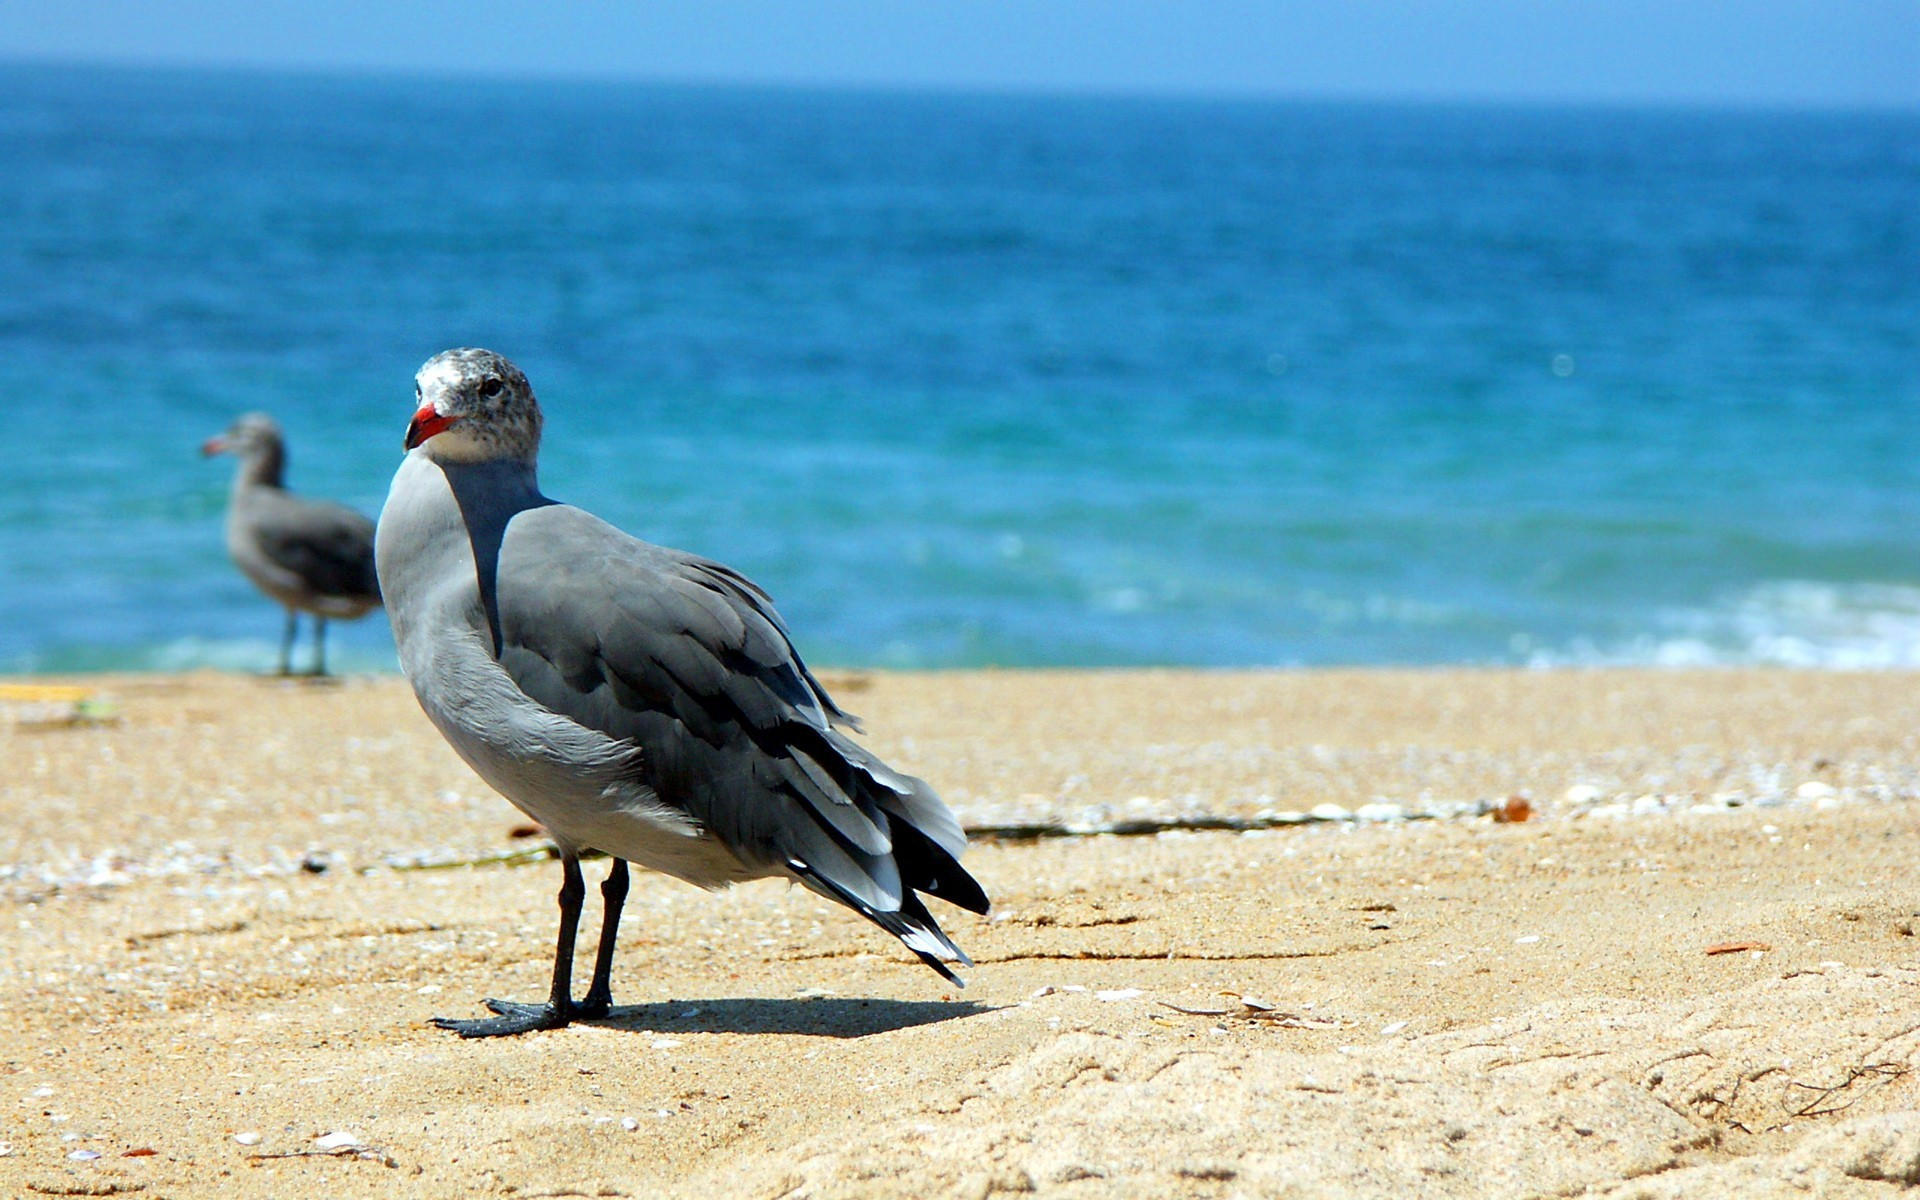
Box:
405;405;458;450
200;436;228;457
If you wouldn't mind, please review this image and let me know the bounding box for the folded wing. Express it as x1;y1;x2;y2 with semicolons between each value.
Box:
248;491;382;604
490;504;986;978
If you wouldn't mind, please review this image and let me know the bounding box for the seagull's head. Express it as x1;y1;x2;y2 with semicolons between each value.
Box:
407;348;542;464
201;412;284;461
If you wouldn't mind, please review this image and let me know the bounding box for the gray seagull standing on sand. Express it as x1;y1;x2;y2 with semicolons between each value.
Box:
375;348;988;1037
203;413;382;676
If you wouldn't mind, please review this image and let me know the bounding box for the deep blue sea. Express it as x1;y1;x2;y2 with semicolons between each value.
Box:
1;63;1915;673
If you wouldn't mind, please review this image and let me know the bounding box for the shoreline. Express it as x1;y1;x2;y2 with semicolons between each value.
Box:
4;667;1919;1196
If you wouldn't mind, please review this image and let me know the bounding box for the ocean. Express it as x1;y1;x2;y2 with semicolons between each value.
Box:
1;63;1915;673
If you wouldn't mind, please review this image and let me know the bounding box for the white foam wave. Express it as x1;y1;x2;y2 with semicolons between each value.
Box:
1531;581;1920;669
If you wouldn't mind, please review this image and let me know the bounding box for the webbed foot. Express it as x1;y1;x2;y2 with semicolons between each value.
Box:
431;997;570;1038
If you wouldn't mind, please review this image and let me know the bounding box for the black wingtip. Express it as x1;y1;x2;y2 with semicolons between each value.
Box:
914;949;966;988
789;859;976;985
891;823;992;915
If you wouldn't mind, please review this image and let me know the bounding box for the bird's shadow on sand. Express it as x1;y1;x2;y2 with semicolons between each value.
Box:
583;995;993;1039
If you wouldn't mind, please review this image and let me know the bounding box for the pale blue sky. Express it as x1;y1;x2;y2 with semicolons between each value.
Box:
2;1;1915;108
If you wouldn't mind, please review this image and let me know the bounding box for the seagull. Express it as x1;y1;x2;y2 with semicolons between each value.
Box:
202;413;381;676
375;348;988;1037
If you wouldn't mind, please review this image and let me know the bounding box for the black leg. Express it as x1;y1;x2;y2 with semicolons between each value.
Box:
309;617;330;676
577;859;629;1018
277;610;297;676
433;852;585;1038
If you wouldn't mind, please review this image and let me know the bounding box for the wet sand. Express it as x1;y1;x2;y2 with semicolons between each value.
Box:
3;668;1919;1197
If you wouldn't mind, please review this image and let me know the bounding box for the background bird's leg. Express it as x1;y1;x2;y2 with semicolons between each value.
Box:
577;859;629;1018
310;617;329;677
277;609;297;676
431;852;585;1037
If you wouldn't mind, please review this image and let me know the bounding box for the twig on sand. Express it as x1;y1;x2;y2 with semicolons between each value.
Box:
1704;940;1773;955
383;844;561;871
1158;996;1345;1029
247;1141;397;1167
968;814;1337;841
1786;1062;1909;1118
248;1148;397;1167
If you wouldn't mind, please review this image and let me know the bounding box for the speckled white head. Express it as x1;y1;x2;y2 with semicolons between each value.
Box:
408;348;542;464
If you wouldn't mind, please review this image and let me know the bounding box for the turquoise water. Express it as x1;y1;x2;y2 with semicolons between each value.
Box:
1;63;1915;671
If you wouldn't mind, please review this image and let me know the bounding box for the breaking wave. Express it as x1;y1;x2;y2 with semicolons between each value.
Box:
1532;582;1920;669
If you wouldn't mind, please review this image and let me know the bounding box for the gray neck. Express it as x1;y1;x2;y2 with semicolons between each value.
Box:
440;457;551;659
235;441;286;490
439;457;545;514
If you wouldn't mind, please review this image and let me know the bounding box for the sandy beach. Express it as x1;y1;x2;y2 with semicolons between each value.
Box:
3;667;1919;1197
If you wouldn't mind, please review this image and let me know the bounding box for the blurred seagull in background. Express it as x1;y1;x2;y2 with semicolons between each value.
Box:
374;348;988;1037
202;413;381;676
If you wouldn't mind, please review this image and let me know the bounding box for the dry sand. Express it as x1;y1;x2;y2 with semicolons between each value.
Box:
3;667;1919;1198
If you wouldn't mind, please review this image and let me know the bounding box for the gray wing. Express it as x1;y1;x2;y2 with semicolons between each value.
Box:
246;491;382;604
490;504;986;977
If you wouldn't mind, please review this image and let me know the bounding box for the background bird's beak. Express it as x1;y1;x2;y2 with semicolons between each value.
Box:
200;436;227;457
405;405;458;450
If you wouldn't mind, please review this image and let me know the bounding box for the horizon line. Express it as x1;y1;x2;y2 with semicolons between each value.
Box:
5;52;1915;117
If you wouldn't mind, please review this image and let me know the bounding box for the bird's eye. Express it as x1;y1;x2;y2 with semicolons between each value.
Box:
478;377;504;399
